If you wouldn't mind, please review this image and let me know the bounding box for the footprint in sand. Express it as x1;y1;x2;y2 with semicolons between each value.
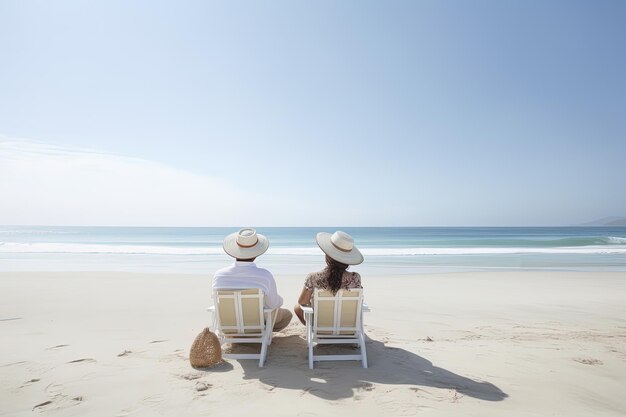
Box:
24;378;41;384
35;384;83;413
46;344;69;350
195;382;211;392
0;317;22;322
67;358;97;364
1;361;26;367
409;387;436;396
355;382;375;392
19;378;41;389
45;382;65;394
450;390;464;403
180;372;203;381
353;382;375;401
573;357;603;365
141;395;164;406
32;400;53;411
159;351;186;363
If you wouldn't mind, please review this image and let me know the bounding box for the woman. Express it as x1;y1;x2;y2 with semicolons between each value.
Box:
294;231;364;325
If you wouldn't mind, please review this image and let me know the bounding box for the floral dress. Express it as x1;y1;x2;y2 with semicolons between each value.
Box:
304;267;362;293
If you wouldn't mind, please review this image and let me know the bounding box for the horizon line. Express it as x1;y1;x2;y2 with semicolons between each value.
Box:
2;224;623;228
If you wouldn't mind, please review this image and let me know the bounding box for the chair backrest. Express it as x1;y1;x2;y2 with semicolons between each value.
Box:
214;288;265;335
313;288;363;335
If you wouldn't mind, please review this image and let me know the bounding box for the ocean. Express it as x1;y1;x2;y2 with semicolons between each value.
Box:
1;226;626;275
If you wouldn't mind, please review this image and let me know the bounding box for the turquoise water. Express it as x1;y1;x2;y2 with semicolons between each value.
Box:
1;226;626;274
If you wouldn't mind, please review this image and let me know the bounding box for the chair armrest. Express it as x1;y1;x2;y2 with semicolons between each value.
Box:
362;303;371;313
300;305;314;314
207;305;215;312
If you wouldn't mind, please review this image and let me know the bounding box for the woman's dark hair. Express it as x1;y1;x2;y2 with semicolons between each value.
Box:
325;255;349;294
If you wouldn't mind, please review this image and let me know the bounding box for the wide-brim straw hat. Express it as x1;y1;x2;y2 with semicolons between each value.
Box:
223;228;269;259
316;231;364;265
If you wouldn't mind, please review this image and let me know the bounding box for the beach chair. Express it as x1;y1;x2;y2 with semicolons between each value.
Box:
300;288;369;369
208;288;277;367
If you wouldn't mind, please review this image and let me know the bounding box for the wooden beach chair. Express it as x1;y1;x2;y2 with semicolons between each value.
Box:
300;288;369;369
208;288;277;367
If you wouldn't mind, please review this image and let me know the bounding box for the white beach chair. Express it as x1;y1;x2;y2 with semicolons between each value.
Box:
208;288;277;367
300;288;369;369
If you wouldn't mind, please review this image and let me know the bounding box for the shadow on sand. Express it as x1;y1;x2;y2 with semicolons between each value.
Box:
192;361;234;373
236;334;508;401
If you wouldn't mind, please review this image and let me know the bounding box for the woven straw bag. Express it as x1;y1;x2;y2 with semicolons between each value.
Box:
189;328;222;368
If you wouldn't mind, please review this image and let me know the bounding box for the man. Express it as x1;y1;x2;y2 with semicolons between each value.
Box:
212;228;292;331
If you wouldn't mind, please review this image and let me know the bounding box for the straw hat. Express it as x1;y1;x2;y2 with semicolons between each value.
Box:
189;328;222;368
223;228;269;259
316;231;364;265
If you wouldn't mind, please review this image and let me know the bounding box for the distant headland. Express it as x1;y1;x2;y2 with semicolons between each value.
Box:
579;217;626;226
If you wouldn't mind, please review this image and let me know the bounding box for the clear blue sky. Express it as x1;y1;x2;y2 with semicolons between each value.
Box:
1;1;625;226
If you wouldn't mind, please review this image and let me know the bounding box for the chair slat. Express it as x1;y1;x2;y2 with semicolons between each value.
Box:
305;288;368;369
210;288;276;367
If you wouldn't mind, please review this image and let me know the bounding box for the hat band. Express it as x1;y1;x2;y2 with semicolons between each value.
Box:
331;240;352;253
237;237;259;248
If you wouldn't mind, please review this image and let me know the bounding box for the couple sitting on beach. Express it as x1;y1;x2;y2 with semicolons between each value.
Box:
212;228;364;330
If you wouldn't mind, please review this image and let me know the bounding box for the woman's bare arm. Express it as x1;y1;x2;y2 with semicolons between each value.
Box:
298;288;313;306
294;287;313;325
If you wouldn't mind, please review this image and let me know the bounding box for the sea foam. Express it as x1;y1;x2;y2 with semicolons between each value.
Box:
2;242;626;256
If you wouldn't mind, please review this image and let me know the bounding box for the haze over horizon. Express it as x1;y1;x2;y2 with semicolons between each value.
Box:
1;1;625;227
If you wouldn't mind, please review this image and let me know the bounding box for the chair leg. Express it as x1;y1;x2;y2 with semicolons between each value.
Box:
267;310;277;345
259;336;268;367
359;332;368;368
210;311;217;332
265;310;278;346
306;317;314;369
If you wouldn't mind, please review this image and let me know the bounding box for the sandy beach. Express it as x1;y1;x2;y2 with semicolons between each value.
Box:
1;271;625;416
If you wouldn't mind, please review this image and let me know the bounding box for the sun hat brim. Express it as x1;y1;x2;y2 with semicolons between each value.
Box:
315;232;364;265
223;232;269;259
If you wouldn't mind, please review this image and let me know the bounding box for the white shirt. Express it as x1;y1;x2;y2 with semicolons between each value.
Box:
212;261;283;310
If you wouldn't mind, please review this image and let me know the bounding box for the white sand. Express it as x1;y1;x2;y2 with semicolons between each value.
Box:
1;271;625;416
